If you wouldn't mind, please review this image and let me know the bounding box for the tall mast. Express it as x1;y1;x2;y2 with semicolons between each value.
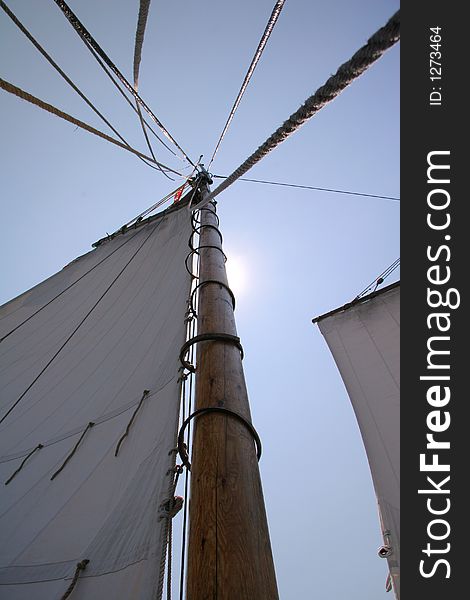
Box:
185;179;279;599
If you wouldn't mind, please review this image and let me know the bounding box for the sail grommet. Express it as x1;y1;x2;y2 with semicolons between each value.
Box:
177;407;262;470
179;333;244;373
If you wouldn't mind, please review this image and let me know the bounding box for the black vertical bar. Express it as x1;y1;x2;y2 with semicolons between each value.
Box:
402;3;465;598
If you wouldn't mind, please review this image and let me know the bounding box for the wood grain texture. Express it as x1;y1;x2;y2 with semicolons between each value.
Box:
186;191;278;599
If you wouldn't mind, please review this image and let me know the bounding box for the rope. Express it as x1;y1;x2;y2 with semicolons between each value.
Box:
212;175;400;202
201;10;400;207
77;33;179;160
53;0;195;166
207;0;286;168
118;157;202;232
0;78;181;174
0;1;171;178
133;0;152;89
0;220;161;425
159;468;184;599
114;390;150;456
177;213;202;598
167;517;173;600
355;258;400;299
131;1;166;177
4;443;43;485
178;361;191;600
50;422;94;480
60;559;89;600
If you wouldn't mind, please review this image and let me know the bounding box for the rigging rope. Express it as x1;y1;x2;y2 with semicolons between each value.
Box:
133;0;152;89
177;211;201;599
0;78;181;173
207;0;286;168
355;258;400;299
78;32;179;159
200;10;400;207
0;1;173;178
53;0;196;167
213;174;400;202
132;1;162;173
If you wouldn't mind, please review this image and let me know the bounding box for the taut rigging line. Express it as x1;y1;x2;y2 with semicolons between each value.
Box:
53;0;196;167
200;10;400;207
131;0;158;166
208;0;286;169
212;174;400;202
0;0;175;178
0;78;180;174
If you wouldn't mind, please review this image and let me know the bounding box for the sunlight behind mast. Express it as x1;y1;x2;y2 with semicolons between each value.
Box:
226;254;248;297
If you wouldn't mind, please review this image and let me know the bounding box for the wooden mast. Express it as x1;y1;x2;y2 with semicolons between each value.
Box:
186;179;279;599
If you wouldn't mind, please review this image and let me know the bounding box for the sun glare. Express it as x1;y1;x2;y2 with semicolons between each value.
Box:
226;255;247;298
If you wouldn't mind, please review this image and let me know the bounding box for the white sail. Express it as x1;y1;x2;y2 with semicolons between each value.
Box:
316;283;400;598
0;206;191;599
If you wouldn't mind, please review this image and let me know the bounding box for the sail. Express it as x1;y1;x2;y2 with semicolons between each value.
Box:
315;282;400;598
0;206;191;599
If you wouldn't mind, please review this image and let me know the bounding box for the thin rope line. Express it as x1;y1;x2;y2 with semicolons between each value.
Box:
133;0;152;89
53;0;195;167
0;0;171;178
79;33;179;160
117;158;201;232
201;10;400;206
0;220;161;425
0;78;181;174
179;231;198;597
212;175;399;202
0;556;153;586
355;258;400;299
167;519;173;600
207;0;285;168
130;1;172;179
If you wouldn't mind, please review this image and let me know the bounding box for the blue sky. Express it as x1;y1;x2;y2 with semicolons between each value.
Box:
1;1;399;597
